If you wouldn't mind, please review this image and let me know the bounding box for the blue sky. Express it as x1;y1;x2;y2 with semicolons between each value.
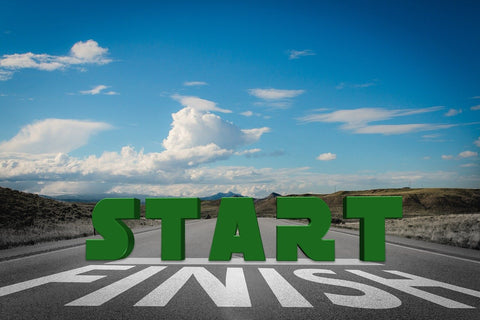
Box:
0;0;479;197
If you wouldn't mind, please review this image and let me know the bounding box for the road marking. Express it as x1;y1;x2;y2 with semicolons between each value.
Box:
135;267;251;307
258;268;312;307
349;269;480;309
66;266;166;306
1;264;478;309
294;269;402;309
0;265;134;297
329;229;480;265
107;258;381;265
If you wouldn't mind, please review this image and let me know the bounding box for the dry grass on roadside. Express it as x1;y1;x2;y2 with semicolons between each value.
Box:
0;217;162;250
0;221;95;249
338;213;480;250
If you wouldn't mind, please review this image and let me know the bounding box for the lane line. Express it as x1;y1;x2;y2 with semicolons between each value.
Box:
66;266;166;306
259;268;313;307
107;258;380;265
328;229;480;265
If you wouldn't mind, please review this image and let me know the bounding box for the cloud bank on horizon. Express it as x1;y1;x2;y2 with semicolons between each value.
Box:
0;1;479;197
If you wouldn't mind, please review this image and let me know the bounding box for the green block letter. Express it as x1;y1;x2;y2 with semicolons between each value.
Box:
146;198;200;260
343;196;402;261
86;198;140;260
209;198;265;261
276;197;335;261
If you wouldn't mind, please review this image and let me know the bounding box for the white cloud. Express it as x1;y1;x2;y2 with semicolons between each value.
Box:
475;137;480;147
248;88;304;109
445;108;462;117
0;119;112;154
471;105;480;111
336;81;377;90
353;82;376;88
298;106;458;135
288;49;316;60
0;99;273;196
78;85;118;96
70;40;108;61
80;85;108;95
162;106;269;151
423;156;430;160
458;150;478;158
235;148;261;156
0;69;14;81
183;81;208;86
316;152;336;161
460;163;477;168
240;110;261;117
442;151;478;160
354;124;454;135
172;94;232;113
248;88;305;100
3;154;474;198
0;40;111;80
422;134;441;139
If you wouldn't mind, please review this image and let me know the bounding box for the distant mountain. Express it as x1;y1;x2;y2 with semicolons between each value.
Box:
200;191;244;201
266;192;281;199
46;191;246;202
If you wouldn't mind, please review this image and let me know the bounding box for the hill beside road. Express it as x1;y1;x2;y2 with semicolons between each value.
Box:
1;186;479;250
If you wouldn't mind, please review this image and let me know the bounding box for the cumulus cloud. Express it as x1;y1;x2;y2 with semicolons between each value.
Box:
444;108;462;117
298;106;461;135
183;81;208;86
162;106;269;151
0;119;112;154
316;152;336;161
0;95;271;196
441;155;453;160
475;137;480;147
3;154;474;198
0;40;111;80
288;49;316;60
471;105;480;111
70;40;108;61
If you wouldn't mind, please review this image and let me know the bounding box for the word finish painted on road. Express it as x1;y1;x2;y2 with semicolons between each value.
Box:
86;196;402;262
1;263;479;309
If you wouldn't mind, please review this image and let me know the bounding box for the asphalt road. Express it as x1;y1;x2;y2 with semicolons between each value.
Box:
0;218;479;319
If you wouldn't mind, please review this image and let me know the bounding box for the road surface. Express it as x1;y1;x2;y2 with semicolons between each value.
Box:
1;218;479;319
